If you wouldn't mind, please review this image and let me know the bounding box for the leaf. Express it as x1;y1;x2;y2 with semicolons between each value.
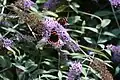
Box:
67;29;84;34
98;44;105;49
71;2;80;8
104;62;113;68
67;0;72;2
44;11;58;17
97;53;109;59
111;29;120;36
101;19;111;28
84;27;98;33
41;74;58;79
0;56;6;67
12;63;27;72
104;49;111;56
82;20;86;26
1;27;16;33
42;69;57;74
0;74;9;80
79;45;104;54
84;37;96;44
97;38;108;43
68;16;82;25
81;67;87;76
36;0;47;3
115;66;120;75
56;5;67;13
70;53;86;59
69;4;78;13
58;70;62;80
94;11;112;16
102;31;116;37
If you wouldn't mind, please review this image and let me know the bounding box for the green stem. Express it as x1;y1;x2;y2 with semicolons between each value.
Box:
58;52;61;70
110;3;120;29
78;11;102;23
3;24;19;37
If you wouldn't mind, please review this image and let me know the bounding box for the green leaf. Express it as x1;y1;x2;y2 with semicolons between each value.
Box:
70;53;86;59
104;49;111;56
41;74;58;79
56;5;67;13
112;29;120;36
98;44;105;49
84;27;98;33
36;0;47;3
81;67;87;76
0;56;6;67
94;11;112;16
71;2;80;8
12;63;27;72
0;74;9;80
84;37;96;44
44;11;58;17
1;27;16;33
67;0;72;2
68;16;82;25
97;38;108;43
69;4;78;13
67;29;84;34
101;19;111;28
82;20;86;26
58;70;62;80
104;62;113;68
102;31;116;37
115;66;120;75
31;69;42;78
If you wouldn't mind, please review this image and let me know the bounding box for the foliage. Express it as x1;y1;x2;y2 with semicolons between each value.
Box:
0;0;120;80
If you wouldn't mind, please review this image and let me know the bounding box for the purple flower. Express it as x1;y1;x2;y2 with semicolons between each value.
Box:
106;44;120;63
67;61;82;80
43;0;60;10
24;0;34;8
109;0;120;7
3;38;13;48
40;17;80;52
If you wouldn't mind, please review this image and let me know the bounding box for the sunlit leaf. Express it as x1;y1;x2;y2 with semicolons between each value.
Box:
84;27;98;33
84;37;96;44
58;70;62;80
44;11;58;17
41;74;58;79
36;0;47;3
12;63;27;72
101;19;111;28
69;4;78;13
102;31;116;37
56;5;67;13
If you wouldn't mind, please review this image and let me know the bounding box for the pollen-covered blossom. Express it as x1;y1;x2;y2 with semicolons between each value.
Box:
40;17;80;52
24;0;34;8
109;0;120;7
106;44;120;63
67;61;82;80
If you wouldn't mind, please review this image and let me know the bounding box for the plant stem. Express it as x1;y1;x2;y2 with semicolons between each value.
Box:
110;3;120;29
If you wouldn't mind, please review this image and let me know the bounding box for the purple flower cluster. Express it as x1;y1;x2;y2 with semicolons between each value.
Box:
3;38;13;48
106;44;120;63
67;61;82;80
43;0;60;10
109;0;120;7
41;17;80;52
24;0;34;8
